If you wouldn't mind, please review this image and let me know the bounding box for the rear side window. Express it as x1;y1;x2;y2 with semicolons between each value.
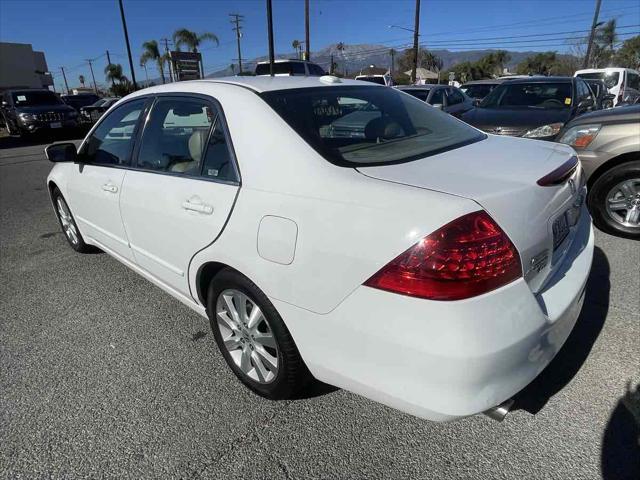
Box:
429;89;445;105
291;62;306;75
136;97;214;176
308;64;326;76
81;98;146;166
201;120;239;183
260;86;485;166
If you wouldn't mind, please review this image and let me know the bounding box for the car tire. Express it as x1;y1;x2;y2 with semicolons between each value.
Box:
588;160;640;240
52;187;94;252
206;269;311;400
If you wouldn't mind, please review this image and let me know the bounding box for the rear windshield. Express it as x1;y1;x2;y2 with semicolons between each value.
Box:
460;84;495;99
577;72;620;89
479;82;573;109
357;76;387;85
400;89;430;101
260;86;485;166
11;91;62;106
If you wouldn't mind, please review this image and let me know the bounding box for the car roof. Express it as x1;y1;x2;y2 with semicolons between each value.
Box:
396;85;438;90
256;59;312;65
461;79;504;85
152;76;381;93
503;76;574;84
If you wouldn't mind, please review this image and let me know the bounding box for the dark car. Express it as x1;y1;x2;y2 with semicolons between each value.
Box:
461;76;598;140
584;79;614;110
556;104;640;239
460;79;504;102
61;93;101;113
1;89;79;136
79;97;120;123
396;85;475;117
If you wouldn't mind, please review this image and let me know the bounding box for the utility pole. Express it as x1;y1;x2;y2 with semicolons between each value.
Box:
60;67;70;94
86;59;98;94
304;0;310;61
229;13;244;74
118;0;138;90
266;0;275;76
411;0;421;83
161;38;174;82
330;53;334;74
390;49;395;74
583;0;602;69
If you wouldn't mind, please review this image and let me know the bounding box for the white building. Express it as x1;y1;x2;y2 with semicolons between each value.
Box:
0;42;53;92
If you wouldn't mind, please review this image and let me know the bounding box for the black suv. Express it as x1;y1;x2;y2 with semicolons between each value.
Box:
1;89;79;136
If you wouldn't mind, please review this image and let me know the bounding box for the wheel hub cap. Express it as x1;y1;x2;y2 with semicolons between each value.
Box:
215;289;279;384
605;178;640;228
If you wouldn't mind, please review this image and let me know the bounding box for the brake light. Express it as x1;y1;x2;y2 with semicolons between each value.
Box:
364;211;522;301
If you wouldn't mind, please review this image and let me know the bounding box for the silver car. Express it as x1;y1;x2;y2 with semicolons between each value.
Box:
557;104;640;239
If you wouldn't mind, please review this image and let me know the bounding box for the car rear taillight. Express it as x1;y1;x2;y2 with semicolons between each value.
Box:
364;211;522;301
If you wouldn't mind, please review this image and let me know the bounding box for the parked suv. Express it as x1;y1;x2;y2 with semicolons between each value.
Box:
61;93;101;113
255;59;326;76
1;89;79;136
557;104;640;239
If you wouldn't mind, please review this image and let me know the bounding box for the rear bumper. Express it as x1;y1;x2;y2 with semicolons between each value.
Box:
276;209;594;422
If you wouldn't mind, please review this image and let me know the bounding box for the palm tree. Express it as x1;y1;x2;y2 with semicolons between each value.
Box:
292;40;302;59
173;29;219;77
78;74;85;87
140;40;166;84
104;63;125;84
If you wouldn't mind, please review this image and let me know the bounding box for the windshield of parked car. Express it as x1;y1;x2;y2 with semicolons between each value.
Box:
479;82;573;109
261;86;485;166
11;91;62;106
460;84;495;99
357;77;387;85
577;72;620;89
400;89;430;101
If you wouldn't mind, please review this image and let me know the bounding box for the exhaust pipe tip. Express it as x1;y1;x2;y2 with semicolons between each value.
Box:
483;398;515;422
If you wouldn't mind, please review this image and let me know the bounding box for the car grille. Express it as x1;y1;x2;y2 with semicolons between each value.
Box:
35;112;65;122
480;126;526;137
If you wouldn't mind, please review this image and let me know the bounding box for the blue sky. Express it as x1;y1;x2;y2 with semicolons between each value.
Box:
1;0;639;90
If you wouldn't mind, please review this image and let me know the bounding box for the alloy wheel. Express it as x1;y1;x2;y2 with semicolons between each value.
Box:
605;178;640;228
56;197;79;245
216;289;279;384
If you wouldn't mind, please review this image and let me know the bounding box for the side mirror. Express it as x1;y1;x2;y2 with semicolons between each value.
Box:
431;103;444;110
45;142;77;163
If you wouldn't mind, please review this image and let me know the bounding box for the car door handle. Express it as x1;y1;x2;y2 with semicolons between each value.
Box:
102;183;118;193
182;201;213;215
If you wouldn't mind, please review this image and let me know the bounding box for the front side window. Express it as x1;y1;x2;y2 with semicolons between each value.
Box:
80;98;146;166
260;86;484;166
447;88;465;105
291;63;306;75
479;82;573;109
136;97;214;176
429;89;445;106
628;72;640;90
461;84;494;99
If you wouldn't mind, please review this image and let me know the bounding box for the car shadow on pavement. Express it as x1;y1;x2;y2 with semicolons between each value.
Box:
513;246;610;415
0;129;88;149
601;382;640;480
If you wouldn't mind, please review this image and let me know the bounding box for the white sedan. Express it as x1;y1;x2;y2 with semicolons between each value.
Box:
45;76;593;422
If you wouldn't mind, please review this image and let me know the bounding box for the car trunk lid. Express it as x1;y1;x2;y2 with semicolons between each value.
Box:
357;135;586;293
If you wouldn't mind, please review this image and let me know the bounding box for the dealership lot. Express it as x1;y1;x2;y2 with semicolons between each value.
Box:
1;138;638;479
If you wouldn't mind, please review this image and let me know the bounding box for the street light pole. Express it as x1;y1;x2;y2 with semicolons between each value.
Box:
583;0;602;69
118;0;138;90
60;66;70;94
411;0;421;84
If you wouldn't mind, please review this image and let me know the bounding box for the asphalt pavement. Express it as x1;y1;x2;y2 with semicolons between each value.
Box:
1;136;638;479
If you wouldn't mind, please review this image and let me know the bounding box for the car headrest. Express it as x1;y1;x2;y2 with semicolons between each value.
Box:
364;117;402;141
188;129;209;162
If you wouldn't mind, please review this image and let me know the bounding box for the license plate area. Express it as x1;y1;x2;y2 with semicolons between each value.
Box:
552;212;570;251
50;122;62;129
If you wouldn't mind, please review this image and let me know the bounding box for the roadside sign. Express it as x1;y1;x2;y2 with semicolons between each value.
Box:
170;51;202;81
448;72;455;81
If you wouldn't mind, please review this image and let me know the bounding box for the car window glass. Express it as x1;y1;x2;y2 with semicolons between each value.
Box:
201;118;238;183
628;72;640;90
80;98;146;166
136;97;214;176
308;64;325;76
429;89;444;105
447;88;464;105
292;63;306;75
480;82;572;109
402;89;430;102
